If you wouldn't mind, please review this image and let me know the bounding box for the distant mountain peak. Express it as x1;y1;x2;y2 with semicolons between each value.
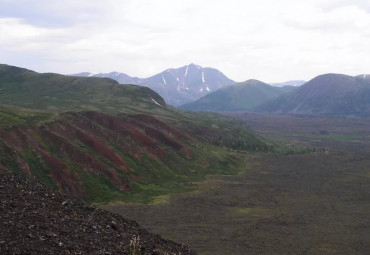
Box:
71;72;93;77
188;63;201;67
72;64;235;106
244;79;266;84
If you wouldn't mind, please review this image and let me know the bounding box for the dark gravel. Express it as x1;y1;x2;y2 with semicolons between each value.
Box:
0;166;196;255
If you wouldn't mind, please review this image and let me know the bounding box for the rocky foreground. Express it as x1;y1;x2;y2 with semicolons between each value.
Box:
0;166;196;255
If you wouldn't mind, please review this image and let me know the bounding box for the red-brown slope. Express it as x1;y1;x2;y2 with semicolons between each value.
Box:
0;127;83;196
0;112;192;197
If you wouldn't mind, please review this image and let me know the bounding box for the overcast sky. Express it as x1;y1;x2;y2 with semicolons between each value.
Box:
1;0;370;82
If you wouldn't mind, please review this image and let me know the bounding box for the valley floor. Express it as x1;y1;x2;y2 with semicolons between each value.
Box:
102;113;370;255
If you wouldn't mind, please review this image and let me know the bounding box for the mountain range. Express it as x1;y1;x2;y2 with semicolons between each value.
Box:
258;73;370;116
72;63;235;106
180;80;296;111
179;71;370;116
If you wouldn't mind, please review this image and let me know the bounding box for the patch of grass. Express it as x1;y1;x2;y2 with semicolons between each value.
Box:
272;143;322;155
150;194;171;205
22;149;58;190
229;207;273;217
0;141;24;176
0;108;55;129
67;161;125;203
312;134;360;141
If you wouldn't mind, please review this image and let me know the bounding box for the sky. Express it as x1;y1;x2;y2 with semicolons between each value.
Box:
1;0;370;82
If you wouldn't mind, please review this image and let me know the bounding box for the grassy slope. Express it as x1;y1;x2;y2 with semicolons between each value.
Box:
0;64;267;203
180;80;295;111
0;64;165;115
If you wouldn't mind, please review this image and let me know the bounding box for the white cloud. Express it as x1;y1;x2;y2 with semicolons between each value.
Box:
0;0;370;82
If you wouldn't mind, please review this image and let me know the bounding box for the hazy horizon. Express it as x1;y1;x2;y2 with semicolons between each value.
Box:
1;0;370;82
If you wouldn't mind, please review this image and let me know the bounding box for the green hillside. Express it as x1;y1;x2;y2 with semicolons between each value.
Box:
180;79;295;111
0;64;165;114
0;64;267;203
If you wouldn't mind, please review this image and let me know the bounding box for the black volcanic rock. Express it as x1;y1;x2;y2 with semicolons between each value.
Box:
0;166;196;255
258;73;370;116
72;64;235;106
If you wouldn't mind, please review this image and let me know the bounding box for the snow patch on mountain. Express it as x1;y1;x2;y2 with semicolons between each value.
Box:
72;63;235;106
162;74;167;85
151;97;161;106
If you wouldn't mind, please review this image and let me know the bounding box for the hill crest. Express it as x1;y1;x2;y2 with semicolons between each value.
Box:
257;73;370;115
180;79;296;112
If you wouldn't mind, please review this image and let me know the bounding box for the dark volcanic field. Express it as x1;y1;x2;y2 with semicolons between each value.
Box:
0;166;195;255
103;113;370;255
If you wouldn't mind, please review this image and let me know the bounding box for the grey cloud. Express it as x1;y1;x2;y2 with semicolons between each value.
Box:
1;0;370;82
0;0;109;28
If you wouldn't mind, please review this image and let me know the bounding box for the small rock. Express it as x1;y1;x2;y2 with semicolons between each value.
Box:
46;231;57;238
110;221;118;230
